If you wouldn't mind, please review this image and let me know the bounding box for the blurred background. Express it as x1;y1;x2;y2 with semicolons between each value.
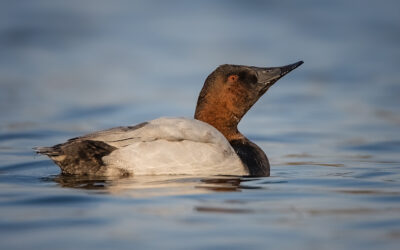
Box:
1;0;399;142
1;1;400;249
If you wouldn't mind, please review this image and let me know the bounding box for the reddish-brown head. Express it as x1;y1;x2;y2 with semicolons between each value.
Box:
194;61;303;141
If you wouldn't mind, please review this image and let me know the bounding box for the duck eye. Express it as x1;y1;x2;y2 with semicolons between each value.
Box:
227;74;239;83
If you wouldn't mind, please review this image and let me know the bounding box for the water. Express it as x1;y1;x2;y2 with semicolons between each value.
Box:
1;0;400;249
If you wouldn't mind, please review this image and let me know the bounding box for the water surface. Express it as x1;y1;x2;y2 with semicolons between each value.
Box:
1;1;400;249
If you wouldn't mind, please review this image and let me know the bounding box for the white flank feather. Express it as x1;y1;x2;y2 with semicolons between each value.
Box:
87;117;247;176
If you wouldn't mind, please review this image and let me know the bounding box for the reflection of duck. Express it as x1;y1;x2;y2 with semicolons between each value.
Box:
49;174;257;197
36;62;303;177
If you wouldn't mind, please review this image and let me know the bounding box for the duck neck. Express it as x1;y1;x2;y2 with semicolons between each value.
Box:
194;108;244;141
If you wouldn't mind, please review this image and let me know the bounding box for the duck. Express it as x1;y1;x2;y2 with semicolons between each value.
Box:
35;61;303;177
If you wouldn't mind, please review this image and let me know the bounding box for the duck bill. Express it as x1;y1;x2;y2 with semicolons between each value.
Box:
256;60;303;92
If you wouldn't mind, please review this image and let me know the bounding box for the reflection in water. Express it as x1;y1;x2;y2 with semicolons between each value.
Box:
48;175;259;197
49;175;108;190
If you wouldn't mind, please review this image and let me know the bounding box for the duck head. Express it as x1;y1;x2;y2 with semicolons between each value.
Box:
194;61;303;141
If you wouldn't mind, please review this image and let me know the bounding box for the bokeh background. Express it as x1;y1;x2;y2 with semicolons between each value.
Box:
1;1;400;249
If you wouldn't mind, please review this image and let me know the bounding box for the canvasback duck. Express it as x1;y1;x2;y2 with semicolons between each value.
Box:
36;61;303;177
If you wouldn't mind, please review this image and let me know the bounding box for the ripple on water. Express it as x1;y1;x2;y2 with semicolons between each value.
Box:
0;160;52;172
344;140;400;153
10;194;103;206
0;218;109;232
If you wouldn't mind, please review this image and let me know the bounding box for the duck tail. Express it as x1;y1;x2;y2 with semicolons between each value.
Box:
33;145;62;157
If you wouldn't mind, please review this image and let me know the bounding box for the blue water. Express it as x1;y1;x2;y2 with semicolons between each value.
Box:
1;0;400;249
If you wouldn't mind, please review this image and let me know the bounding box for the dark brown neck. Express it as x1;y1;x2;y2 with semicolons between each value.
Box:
194;106;244;141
